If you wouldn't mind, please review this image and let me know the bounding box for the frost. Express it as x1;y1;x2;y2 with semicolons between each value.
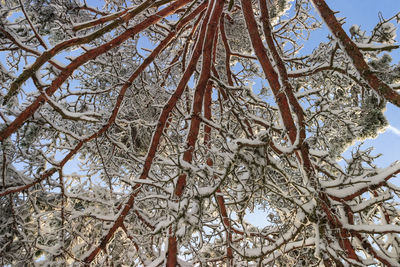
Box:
1;0;399;265
377;22;397;43
326;162;400;199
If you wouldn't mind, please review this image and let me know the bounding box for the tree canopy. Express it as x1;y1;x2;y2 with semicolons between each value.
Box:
1;0;400;266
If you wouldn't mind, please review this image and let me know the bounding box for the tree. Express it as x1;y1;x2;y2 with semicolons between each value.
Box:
1;0;400;265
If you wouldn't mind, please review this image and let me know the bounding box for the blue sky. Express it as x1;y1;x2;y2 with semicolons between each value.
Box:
2;0;398;228
75;0;400;230
82;0;400;166
245;0;400;225
63;1;400;168
324;0;400;167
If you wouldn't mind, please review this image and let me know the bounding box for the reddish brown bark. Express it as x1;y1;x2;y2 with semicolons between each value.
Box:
3;0;161;105
1;3;200;244
312;0;400;107
0;0;192;142
138;1;210;185
241;0;298;145
83;1;210;264
219;15;234;87
0;168;57;197
73;0;181;31
0;1;206;200
0;28;63;70
258;0;314;176
350;230;392;266
176;0;223;173
319;193;360;262
167;0;224;264
19;0;48;49
72;0;157;31
203;82;234;262
2;1;398;265
328;169;400;202
242;0;365;263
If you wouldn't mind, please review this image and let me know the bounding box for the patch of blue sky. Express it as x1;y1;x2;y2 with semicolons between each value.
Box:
136;33;157;56
325;0;400;169
246;0;400;229
276;0;400;169
3;0;398;237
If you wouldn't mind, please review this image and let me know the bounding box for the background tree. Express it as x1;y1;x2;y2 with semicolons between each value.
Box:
1;0;400;265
